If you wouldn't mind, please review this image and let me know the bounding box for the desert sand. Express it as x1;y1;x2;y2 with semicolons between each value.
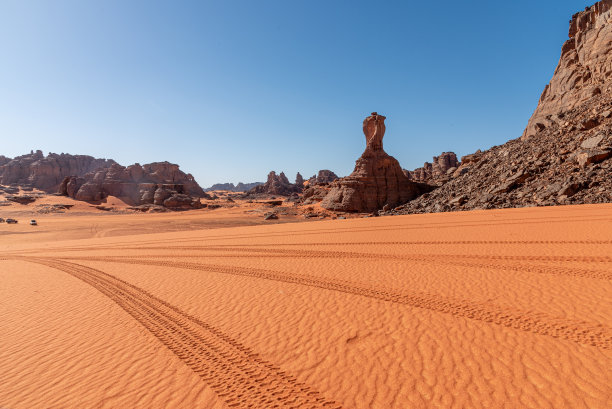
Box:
1;203;611;408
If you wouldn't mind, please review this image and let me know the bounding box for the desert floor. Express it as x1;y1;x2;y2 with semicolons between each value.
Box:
1;203;611;409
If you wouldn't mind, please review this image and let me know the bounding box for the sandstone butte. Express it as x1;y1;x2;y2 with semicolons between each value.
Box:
321;112;432;213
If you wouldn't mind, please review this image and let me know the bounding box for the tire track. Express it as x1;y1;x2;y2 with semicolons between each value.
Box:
66;256;612;349
20;257;342;409
80;251;611;281
102;246;612;264
4;216;611;257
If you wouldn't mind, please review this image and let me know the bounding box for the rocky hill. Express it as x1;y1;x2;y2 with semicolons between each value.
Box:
205;182;263;192
0;150;116;191
388;1;612;215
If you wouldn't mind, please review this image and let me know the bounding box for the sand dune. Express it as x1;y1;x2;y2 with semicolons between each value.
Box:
1;204;611;408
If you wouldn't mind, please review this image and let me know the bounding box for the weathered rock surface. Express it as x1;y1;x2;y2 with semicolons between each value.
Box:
248;171;302;196
405;152;460;185
523;0;612;138
321;113;433;212
204;182;263;192
295;172;305;189
307;170;339;185
58;161;206;209
0;150;116;191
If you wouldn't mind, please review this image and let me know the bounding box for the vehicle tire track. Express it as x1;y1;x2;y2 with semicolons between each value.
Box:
64;256;612;349
4;216;611;257
20;257;342;409
87;251;611;281
105;246;612;264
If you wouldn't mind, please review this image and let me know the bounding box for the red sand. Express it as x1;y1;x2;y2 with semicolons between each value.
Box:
1;203;611;408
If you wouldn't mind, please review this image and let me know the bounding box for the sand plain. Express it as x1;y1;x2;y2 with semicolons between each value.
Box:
1;203;611;408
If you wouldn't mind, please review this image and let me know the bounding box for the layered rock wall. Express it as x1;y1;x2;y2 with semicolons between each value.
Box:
0;150;116;191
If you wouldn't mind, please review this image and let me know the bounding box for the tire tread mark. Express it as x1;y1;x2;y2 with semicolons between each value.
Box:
68;256;612;349
21;257;342;409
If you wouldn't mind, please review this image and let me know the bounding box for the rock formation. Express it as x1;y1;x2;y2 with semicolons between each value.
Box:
295;172;305;189
321;113;433;212
248;171;302;196
0;150;116;191
307;170;339;185
405;152;459;185
523;0;612;138
205;182;263;192
58;161;206;209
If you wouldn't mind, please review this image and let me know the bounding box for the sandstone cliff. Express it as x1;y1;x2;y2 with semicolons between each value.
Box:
523;0;612;138
386;2;612;215
0;150;116;191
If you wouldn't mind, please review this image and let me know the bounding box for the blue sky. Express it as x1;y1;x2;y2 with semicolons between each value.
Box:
0;0;594;187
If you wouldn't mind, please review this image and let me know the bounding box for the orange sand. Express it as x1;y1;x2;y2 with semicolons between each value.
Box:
1;203;611;408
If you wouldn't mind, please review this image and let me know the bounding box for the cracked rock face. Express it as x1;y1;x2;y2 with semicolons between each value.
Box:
321;112;433;212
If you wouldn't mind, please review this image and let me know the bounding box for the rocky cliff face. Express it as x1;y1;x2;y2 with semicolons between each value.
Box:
386;1;612;215
321;113;433;212
523;0;612;138
0;150;116;191
58;161;205;208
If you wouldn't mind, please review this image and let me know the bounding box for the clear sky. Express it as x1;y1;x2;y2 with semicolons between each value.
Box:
0;0;595;187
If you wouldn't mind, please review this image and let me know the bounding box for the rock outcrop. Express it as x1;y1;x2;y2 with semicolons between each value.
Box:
386;2;612;215
307;170;339;185
523;0;612;138
248;171;302;196
405;152;460;185
0;150;116;191
58;161;206;209
321;113;433;212
295;172;305;189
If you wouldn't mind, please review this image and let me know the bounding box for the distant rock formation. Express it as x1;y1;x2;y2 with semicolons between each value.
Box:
321;113;433;212
308;170;339;185
205;182;263;192
0;150;116;191
523;0;612;138
247;171;302;196
58;161;206;209
295;172;305;188
405;152;459;185
389;2;612;215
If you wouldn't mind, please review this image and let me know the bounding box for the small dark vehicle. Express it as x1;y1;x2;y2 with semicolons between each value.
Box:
6;218;18;224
